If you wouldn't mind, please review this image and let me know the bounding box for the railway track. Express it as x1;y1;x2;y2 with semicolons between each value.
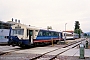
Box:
30;39;86;60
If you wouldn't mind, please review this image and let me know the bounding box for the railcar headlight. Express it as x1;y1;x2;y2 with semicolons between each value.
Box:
21;38;23;40
5;36;7;38
10;37;12;40
5;36;8;39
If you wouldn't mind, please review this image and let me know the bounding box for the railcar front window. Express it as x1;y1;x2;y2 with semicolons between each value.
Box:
13;29;24;35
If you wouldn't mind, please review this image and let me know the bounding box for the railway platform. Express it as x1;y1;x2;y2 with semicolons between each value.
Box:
60;48;90;57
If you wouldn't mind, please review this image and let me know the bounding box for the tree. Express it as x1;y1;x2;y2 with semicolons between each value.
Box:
84;33;87;36
74;21;80;30
74;21;82;38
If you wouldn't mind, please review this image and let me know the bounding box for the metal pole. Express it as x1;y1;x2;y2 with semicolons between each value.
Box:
79;44;85;59
52;38;54;46
64;23;67;41
59;33;61;44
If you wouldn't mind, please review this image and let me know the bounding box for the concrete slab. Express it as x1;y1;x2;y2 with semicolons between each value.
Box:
15;47;58;54
74;49;90;57
60;48;90;57
46;48;68;55
60;49;78;56
0;46;19;51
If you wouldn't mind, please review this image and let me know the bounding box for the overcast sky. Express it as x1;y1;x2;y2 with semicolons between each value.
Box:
0;0;90;32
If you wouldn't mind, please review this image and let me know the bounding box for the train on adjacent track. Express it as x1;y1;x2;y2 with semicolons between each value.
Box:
62;32;79;40
6;23;79;48
0;21;12;44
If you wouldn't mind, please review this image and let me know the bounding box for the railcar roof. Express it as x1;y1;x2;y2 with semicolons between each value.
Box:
25;25;61;32
0;21;11;25
12;24;62;32
40;29;62;33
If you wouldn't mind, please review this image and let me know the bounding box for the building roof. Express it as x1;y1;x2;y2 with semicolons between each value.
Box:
63;31;74;33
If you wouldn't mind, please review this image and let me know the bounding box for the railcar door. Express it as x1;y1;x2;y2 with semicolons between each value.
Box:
61;33;63;39
29;30;33;44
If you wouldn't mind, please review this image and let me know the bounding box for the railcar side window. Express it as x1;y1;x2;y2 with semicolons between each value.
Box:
49;32;51;36
0;24;1;29
51;32;54;36
29;30;33;36
43;31;46;36
38;31;42;36
35;30;38;32
53;32;59;36
46;32;49;36
64;33;65;36
66;34;73;36
57;33;59;36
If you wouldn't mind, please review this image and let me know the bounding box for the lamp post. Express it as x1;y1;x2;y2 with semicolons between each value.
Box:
64;23;67;41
